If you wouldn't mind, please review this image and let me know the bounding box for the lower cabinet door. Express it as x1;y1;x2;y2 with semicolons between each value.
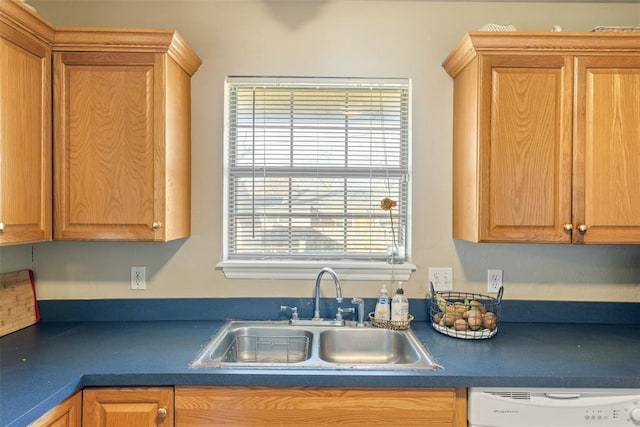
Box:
30;392;81;427
83;387;174;427
175;386;466;426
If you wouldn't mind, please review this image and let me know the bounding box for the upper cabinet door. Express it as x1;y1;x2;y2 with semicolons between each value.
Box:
574;56;640;244
53;52;164;241
52;28;201;241
478;54;573;243
0;0;53;246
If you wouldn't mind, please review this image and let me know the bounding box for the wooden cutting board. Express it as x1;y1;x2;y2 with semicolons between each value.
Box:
0;269;39;337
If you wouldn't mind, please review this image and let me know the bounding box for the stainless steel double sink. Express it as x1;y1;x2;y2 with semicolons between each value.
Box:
190;320;441;370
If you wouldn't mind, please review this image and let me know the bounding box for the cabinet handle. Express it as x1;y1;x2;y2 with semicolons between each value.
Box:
157;407;167;418
0;222;4;232
563;223;573;232
578;224;588;233
152;221;162;230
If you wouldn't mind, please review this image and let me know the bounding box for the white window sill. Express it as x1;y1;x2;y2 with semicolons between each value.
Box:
216;260;416;281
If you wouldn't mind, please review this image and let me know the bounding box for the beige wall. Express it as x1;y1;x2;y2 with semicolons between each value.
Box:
2;0;640;302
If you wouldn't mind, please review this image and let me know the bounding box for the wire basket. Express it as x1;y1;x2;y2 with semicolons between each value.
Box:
369;313;414;330
429;283;503;340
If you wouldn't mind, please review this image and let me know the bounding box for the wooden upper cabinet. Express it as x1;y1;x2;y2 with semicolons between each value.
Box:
477;54;572;243
574;56;640;244
53;28;201;241
0;0;54;246
443;32;640;244
0;5;201;244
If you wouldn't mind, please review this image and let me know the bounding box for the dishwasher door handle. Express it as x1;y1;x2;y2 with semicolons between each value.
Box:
544;393;581;399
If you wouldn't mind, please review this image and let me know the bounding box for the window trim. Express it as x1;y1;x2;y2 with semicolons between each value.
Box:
216;260;416;281
217;76;414;281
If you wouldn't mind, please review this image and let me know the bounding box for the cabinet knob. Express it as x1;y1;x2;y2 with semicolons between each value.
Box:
563;223;573;232
578;224;588;233
157;407;167;418
152;221;162;230
0;222;4;232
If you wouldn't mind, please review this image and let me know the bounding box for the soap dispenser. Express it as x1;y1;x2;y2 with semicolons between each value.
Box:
391;282;409;321
374;284;390;320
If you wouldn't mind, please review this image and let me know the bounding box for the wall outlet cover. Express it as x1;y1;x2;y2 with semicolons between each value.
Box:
131;266;146;290
429;267;453;291
488;269;503;293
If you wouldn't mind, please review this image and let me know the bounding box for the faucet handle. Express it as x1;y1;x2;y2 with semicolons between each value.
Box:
280;305;299;320
350;298;366;327
336;307;355;321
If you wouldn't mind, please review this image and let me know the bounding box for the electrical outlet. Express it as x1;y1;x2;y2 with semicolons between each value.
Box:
488;269;502;293
429;267;453;291
131;266;146;290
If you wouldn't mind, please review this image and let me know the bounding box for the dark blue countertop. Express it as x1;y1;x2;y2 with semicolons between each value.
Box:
2;319;639;427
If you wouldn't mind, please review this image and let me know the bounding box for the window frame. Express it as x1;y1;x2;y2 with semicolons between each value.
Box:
217;76;415;281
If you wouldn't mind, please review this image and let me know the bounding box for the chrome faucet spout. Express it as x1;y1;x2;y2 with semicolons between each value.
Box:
313;267;343;320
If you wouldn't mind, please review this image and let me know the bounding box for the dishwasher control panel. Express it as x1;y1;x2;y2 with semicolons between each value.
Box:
468;388;640;427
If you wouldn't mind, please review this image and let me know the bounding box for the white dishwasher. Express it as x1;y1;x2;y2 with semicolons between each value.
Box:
468;387;640;427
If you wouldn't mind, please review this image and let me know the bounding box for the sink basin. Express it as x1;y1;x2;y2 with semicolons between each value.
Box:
192;323;313;367
318;328;420;364
191;320;441;371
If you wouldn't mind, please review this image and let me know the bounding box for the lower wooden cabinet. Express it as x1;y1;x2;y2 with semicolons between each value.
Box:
83;387;174;426
30;392;81;427
31;386;467;426
175;386;467;426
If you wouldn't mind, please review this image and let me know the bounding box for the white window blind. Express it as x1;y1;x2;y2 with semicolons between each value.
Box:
224;77;410;262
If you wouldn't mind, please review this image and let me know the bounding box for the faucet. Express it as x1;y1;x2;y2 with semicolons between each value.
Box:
312;267;343;320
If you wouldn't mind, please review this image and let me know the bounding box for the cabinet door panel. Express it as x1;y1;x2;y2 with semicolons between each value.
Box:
53;52;163;240
83;387;173;427
30;391;81;427
575;56;640;243
0;33;51;245
176;386;466;426
479;55;573;242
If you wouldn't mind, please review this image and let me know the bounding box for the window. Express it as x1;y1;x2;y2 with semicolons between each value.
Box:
219;77;414;280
